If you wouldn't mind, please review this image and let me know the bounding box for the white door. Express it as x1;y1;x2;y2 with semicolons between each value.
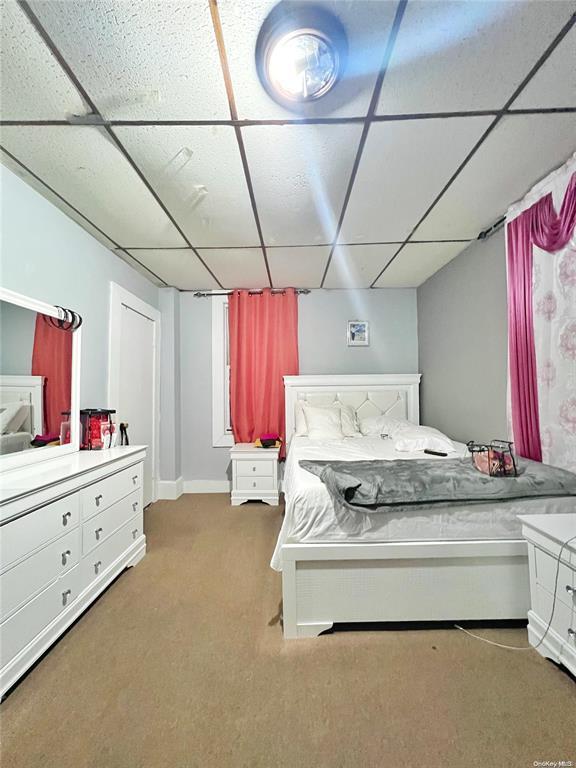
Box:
109;285;159;507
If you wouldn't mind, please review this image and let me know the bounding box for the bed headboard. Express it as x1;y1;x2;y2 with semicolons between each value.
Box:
283;374;421;445
0;375;44;435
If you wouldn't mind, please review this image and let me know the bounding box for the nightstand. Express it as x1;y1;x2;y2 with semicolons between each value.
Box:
519;514;576;676
230;443;280;506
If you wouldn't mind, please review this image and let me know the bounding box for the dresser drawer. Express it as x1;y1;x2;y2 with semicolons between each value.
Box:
0;495;79;572
0;565;81;668
82;512;143;589
81;464;142;519
0;528;80;621
82;490;141;554
236;460;275;478
236;476;275;492
535;546;575;611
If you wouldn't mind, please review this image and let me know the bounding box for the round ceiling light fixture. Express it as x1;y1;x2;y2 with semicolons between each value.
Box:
256;4;348;107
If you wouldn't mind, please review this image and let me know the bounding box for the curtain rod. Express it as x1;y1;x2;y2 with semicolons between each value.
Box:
191;289;311;297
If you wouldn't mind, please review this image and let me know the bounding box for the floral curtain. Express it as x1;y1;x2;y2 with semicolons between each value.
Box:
507;153;576;471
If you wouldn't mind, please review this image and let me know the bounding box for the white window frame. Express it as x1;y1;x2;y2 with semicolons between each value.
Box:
212;295;234;447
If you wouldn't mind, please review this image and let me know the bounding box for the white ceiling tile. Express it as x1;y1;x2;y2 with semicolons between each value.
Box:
414;114;576;240
339;117;491;243
114;126;259;247
126;249;219;290
374;242;467;288
324;243;398;288
27;0;230;120
199;248;269;289
512;29;576;109
0;126;186;247
377;1;576;114
268;246;329;288
218;0;398;120
0;0;88;120
242;124;362;246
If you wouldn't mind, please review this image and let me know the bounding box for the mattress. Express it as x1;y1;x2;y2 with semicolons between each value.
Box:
271;436;575;570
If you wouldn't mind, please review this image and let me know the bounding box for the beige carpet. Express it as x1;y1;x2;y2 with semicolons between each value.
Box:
1;494;574;768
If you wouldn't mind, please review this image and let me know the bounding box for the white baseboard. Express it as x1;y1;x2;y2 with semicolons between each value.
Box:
182;479;231;494
157;476;183;500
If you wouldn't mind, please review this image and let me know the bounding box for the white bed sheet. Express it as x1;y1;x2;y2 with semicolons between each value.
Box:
271;436;575;570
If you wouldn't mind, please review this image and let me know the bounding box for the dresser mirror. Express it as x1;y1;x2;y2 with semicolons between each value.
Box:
0;287;81;471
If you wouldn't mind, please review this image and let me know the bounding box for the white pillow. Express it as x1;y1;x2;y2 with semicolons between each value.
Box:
295;401;361;437
359;415;409;437
393;425;455;453
302;405;344;440
0;402;28;435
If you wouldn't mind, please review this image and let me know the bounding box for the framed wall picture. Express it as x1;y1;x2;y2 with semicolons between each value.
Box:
347;321;369;346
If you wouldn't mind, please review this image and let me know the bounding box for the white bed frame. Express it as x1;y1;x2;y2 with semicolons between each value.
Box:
281;374;530;639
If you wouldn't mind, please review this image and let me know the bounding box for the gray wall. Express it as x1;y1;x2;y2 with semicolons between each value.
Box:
0;300;36;374
180;293;231;483
158;288;182;482
417;231;508;443
299;289;418;374
180;288;419;482
0;166;159;407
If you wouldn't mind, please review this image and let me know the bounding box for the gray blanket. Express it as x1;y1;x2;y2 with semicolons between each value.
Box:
299;458;576;513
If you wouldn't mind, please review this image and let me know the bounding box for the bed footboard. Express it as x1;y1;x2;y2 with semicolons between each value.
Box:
281;540;530;639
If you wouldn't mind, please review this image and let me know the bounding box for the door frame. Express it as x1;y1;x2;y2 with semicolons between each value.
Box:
108;282;161;504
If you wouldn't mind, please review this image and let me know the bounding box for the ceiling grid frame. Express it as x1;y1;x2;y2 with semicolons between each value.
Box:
10;0;225;290
0;144;169;286
1;1;574;290
208;0;273;288
319;0;408;287
369;9;576;287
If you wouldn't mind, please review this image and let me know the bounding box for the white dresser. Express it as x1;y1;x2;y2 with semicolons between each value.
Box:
0;446;146;697
520;514;576;676
230;443;279;506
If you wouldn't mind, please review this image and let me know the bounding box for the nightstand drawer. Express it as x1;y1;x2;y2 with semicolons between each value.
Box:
535;547;575;611
236;476;274;491
236;460;275;477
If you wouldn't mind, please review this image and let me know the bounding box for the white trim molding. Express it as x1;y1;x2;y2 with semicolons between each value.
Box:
211;295;234;447
183;479;231;494
157;477;183;501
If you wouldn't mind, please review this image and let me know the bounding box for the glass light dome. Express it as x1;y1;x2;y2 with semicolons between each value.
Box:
256;4;348;109
267;31;339;102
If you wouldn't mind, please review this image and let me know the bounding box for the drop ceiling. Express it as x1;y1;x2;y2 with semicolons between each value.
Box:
1;0;574;291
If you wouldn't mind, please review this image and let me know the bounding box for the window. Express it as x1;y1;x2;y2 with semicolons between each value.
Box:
212;295;234;447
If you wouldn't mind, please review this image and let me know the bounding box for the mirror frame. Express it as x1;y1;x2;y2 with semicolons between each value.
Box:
0;287;81;473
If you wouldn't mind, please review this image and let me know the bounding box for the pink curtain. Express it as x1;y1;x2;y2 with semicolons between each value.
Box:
31;314;72;436
228;289;299;455
507;172;576;460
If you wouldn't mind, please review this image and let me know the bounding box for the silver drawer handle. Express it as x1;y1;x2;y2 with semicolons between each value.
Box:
95;494;103;506
132;528;139;539
252;481;256;488
62;511;72;526
132;475;138;484
252;466;256;472
62;589;72;606
61;549;71;566
132;501;139;511
95;527;103;540
565;585;575;595
94;560;102;574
